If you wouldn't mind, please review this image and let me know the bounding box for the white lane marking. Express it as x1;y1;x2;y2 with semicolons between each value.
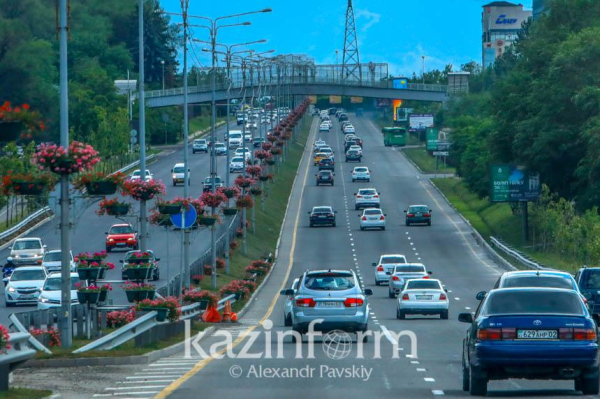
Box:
424;377;435;382
112;393;158;397
127;376;177;379
465;307;471;310
410;360;420;364
117;380;176;384
418;258;422;260
106;386;167;390
415;253;419;256
142;368;191;371
432;390;445;396
454;297;460;301
410;242;414;246
416;368;426;372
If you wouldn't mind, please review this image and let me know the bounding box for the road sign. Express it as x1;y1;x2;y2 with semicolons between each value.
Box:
170;205;197;229
426;128;439;151
433;151;449;156
130;129;137;138
130;136;137;145
490;165;541;202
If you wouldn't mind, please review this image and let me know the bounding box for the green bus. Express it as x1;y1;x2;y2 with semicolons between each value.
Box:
382;127;407;147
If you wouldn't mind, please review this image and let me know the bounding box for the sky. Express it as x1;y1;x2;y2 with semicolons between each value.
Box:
162;0;533;76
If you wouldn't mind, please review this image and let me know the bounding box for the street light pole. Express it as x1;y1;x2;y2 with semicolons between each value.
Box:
139;0;148;253
422;55;425;85
161;60;165;91
59;0;72;349
181;0;191;291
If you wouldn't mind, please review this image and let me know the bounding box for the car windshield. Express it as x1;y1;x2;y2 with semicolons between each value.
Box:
43;252;62;262
409;206;429;213
503;276;574;289
395;265;425;273
11;269;45;281
355;168;368;173
365;209;382;215
215;143;225;148
321;148;331;153
230;134;242;139
110;225;133;234
195;140;206;144
304;273;355;291
204;177;222;184
381;256;406;264
232;158;244;163
483;291;585;315
348;150;359;155
318;171;331;176
13;240;42;250
580;270;600;289
313;207;332;214
44;277;80;291
359;189;376;195
173;167;185;173
406;281;441;290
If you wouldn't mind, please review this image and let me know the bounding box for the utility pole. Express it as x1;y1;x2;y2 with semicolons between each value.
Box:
138;0;148;252
182;0;191;291
59;0;72;349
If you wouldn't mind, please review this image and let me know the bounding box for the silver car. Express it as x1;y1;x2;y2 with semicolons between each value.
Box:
10;238;46;266
359;208;386;231
280;270;372;342
388;263;432;298
373;254;407;286
192;139;208;154
5;266;47;307
396;278;449;319
283;278;299;326
41;250;76;273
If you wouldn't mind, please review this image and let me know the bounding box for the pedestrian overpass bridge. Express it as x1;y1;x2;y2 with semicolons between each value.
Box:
145;63;465;108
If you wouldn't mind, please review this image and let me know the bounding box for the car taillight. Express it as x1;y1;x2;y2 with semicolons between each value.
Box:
439;294;446;300
574;328;597;341
401;294;409;300
477;328;502;340
357;195;363;198
392;276;399;281
373;195;379;198
422;275;429;279
296;298;316;307
376;265;384;272
380;216;385;220
344;298;364;307
362;216;367;221
424;213;431;217
327;213;334;217
407;213;415;218
501;328;516;340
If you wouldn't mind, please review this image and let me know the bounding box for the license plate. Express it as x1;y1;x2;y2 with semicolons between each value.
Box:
416;213;422;217
364;196;372;199
20;295;34;300
416;295;433;300
116;243;126;247
517;329;558;339
319;302;340;308
319;215;326;218
368;217;378;221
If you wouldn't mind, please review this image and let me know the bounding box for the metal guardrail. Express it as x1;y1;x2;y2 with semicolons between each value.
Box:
0;332;37;391
8;314;51;354
0;206;51;242
490;236;548;271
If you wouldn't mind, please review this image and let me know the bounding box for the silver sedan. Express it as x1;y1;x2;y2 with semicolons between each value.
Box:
359;208;386;231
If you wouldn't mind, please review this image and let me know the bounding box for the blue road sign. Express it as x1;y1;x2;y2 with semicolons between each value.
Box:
170;205;197;228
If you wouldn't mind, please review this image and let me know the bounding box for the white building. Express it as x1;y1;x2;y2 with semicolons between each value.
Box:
482;2;532;68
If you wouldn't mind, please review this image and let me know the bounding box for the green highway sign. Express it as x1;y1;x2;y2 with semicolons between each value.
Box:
490;165;541;202
426;127;438;151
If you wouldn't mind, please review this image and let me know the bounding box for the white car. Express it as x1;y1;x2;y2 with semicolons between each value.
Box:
313;140;327;152
234;147;252;160
372;254;407;286
354;188;380;210
348;145;362;155
319;123;330;132
229;156;246;173
319;147;334;161
192;139;208;154
283;278;300;326
37;272;81;310
5;266;47;307
228;132;243;148
343;125;356;134
214;142;227;155
359;208;386;231
171;163;190;186
10;237;46;266
396;278;449;319
130;169;153;181
244;132;252;142
351;167;371;183
41;250;76;273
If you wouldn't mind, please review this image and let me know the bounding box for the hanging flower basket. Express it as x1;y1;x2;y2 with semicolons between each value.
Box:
139;307;169;322
77;267;102;281
150;211;173;226
158;203;182;215
259;175;269;182
125;289;155;303
122;179;166;201
266;159;276;165
249;187;262;196
218;186;240;200
33;141;100;175
199;216;217;226
235;195;254;209
77;291;100;305
11;181;45;195
123;266;153;281
222;208;238;216
200;191;228;208
99;290;108;302
73;171;125;195
234;176;255;189
86;181;118;196
136;297;181;323
96;198;130;216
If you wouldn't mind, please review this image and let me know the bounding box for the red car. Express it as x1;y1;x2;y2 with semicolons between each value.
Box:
105;224;138;252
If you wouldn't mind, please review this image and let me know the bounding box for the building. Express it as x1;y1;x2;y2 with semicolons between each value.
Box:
533;0;548;20
482;2;532;68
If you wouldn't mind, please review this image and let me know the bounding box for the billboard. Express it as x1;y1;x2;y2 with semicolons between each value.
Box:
487;7;532;30
329;95;342;104
392;78;408;89
409;114;434;130
392;100;402;122
350;97;363;104
308;95;317;104
426;128;439;151
489;165;541;202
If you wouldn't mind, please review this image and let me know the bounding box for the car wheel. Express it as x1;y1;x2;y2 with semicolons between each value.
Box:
388;289;395;299
441;310;449;320
575;378;582;392
469;367;488;396
375;280;381;286
352;179;355;182
153;270;159;281
427;220;432;226
398;310;405;320
106;247;111;253
462;364;470;391
309;223;314;228
381;226;386;231
361;333;369;343
316;183;320;186
581;372;600;395
134;244;139;250
5;302;13;308
345;159;348;162
360;227;364;231
173;181;177;186
355;206;359;210
332;222;336;227
405;221;410;226
284;314;292;327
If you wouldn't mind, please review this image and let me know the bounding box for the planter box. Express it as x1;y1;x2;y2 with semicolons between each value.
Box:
86;181;118;196
99;290;108;303
125;290;155;303
158;204;182;215
266;160;276;165
222;208;238;216
11;181;45;196
198;300;209;311
259;176;269;181
199;217;217;226
98;267;106;280
123;267;153;281
77;291;100;305
139;307;168;322
250;189;262;196
77;268;102;281
106;204;130;216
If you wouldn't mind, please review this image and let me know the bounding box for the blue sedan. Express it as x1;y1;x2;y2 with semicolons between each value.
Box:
459;288;599;396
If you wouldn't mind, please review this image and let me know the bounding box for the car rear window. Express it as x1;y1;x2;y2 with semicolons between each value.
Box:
232;157;244;163
44;252;62;262
395;265;425;273
359;189;376;195
581;270;600;289
409;206;429;213
502;276;574;290
318;171;331;176
381;256;406;264
355;168;368;172
304;273;356;291
406;280;441;290
365;209;381;215
313;207;332;213
483;290;585;315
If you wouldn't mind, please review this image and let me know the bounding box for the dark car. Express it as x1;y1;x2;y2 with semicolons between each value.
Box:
308;206;337;227
404;205;432;226
575;267;600;323
345;149;362;162
318;158;334;171
459;288;599;396
316;171;334;186
339;113;348;122
202;176;224;192
253;137;265;148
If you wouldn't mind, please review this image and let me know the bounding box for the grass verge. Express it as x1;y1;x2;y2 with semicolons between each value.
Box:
431;178;579;273
403;148;455;174
189;115;226;136
0;388;52;399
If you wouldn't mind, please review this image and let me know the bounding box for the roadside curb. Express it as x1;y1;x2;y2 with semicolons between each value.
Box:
427;179;516;272
398;148;425;174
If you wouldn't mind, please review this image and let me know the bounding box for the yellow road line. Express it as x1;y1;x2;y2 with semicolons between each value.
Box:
154;119;317;399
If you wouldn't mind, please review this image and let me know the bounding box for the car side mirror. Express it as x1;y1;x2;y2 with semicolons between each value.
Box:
119;260;124;263
334;211;338;214
364;289;373;296
353;193;357;196
445;288;449;292
385;272;392;275
458;313;473;323
403;210;407;213
476;291;487;301
372;263;377;267
280;289;294;296
155;258;160;262
171;169;173;173
43;245;47;248
384;214;387;216
307;211;311;215
104;232;108;235
429;209;433;213
427;271;433;275
135;231;138;234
